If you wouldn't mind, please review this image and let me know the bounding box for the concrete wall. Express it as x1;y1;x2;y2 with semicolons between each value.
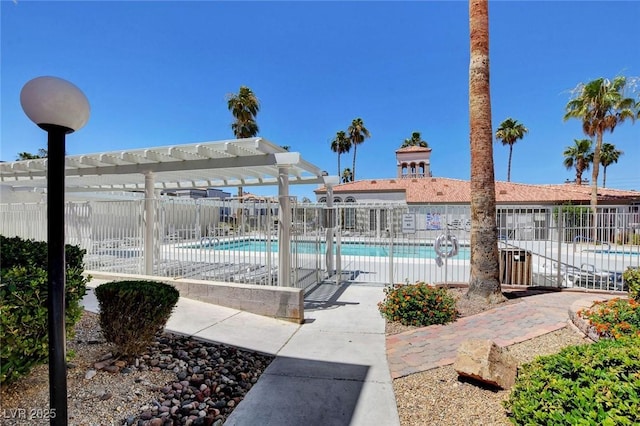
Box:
86;271;304;323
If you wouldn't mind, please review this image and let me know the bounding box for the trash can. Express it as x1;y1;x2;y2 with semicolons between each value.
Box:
499;249;532;285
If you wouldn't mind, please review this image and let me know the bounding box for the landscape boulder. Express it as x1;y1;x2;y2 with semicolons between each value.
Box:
453;338;518;389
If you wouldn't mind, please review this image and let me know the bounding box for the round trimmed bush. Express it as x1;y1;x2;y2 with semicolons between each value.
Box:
94;280;179;358
623;267;640;301
504;336;640;425
378;283;457;326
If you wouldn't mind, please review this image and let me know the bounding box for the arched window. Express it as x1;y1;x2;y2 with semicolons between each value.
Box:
318;197;327;203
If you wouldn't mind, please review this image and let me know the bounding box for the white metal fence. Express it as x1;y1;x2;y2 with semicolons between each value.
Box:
1;200;638;292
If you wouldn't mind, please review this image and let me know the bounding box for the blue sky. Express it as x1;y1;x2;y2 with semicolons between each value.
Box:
2;0;639;199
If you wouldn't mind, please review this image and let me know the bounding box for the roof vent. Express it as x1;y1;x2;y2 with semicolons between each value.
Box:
411;179;418;182
499;190;507;195
436;191;444;196
371;180;377;184
389;179;396;183
431;177;437;182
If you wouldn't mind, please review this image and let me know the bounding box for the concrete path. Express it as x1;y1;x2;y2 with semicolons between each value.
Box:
386;290;612;379
82;280;399;426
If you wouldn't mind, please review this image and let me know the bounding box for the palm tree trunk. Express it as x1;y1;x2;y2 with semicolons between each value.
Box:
591;133;602;241
507;144;513;182
467;0;503;303
337;154;341;177
352;145;358;181
603;166;607;188
591;134;602;212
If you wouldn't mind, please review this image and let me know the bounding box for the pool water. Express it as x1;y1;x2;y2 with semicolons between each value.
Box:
585;249;640;256
197;239;469;259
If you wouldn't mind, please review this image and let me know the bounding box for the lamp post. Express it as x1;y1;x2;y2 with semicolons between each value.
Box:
20;76;90;426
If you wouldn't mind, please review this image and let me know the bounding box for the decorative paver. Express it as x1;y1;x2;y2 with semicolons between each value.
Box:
386;291;612;379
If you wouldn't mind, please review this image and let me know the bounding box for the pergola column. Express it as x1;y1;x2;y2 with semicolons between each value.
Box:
277;164;291;287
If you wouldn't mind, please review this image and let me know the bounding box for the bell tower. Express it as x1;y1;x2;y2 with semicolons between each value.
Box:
396;146;432;179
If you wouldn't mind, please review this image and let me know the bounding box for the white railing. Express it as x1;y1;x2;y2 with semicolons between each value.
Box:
1;200;638;292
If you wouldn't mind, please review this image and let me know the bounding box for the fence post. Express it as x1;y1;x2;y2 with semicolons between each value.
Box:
556;210;563;287
388;207;394;286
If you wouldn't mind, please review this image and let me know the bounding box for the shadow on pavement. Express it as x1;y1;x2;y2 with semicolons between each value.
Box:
225;356;369;426
304;282;359;310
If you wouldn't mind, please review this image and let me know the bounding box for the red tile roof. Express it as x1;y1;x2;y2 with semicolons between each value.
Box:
315;177;640;205
395;146;432;153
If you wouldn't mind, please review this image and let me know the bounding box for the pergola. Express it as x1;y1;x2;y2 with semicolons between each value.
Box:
0;137;336;287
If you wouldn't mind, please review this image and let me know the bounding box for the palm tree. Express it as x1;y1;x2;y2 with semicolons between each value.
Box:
599;142;623;188
341;168;353;183
467;0;502;303
16;148;48;160
564;76;636;213
347;118;370;181
401;131;428;148
563;139;593;185
495;118;528;182
330;131;351;177
227;86;260;140
227;86;260;222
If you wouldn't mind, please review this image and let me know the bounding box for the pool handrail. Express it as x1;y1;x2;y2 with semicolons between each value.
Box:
572;235;611;253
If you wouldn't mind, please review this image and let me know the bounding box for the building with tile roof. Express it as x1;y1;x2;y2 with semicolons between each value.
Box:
316;146;640;207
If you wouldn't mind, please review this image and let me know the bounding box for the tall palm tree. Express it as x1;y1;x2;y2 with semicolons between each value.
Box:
227;86;260;219
227;86;260;139
564;76;636;213
341;168;353;183
495;118;528;182
347;118;370;181
401;131;428;148
562;139;593;185
330;131;351;177
467;0;502;303
599;142;623;188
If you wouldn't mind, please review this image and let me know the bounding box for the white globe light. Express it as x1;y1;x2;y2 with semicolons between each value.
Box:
20;76;90;132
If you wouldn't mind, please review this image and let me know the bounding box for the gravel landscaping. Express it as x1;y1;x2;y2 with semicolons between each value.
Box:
0;312;274;426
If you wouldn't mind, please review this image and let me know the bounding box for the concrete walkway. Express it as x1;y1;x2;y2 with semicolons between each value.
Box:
386;290;612;379
82;280;399;426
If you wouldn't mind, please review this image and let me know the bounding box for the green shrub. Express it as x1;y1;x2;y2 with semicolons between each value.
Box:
623;267;640;301
95;280;180;358
0;235;88;385
504;336;640;425
378;283;457;326
0;235;86;271
579;298;640;340
616;232;640;245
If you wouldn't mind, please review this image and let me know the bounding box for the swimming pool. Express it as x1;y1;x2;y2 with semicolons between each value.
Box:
584;249;640;256
195;239;470;259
